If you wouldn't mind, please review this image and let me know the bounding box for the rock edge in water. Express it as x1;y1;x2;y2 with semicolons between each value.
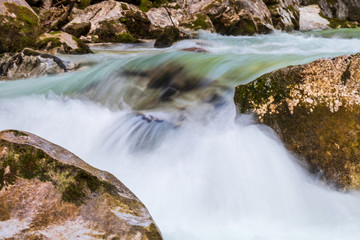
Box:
0;129;162;240
234;52;360;190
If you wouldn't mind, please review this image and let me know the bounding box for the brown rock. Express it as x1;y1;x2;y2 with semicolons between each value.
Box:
234;53;360;190
0;130;162;239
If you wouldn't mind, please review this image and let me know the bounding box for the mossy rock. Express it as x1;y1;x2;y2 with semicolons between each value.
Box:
63;22;91;38
36;32;92;54
0;129;162;239
119;11;153;39
181;14;214;31
94;20;138;43
154;26;180;48
210;14;257;36
0;2;43;54
319;13;358;29
234;53;360;190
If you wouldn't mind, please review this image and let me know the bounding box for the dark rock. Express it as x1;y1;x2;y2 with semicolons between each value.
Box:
63;22;91;38
0;48;75;80
154;26;180;48
181;47;208;53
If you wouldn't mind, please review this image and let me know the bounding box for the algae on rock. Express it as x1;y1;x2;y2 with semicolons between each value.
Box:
234;53;360;190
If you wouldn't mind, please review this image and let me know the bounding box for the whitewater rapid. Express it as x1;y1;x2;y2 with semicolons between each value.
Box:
2;30;360;240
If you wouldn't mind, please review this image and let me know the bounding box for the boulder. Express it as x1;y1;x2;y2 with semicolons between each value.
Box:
154;26;180;48
299;4;330;31
36;31;92;54
0;129;162;239
202;0;274;35
264;0;300;31
0;48;75;80
234;52;360;190
0;0;43;53
64;0;153;43
302;0;360;23
146;7;215;33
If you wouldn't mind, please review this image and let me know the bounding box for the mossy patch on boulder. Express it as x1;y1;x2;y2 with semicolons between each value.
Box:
154;26;180;48
0;2;43;53
234;53;360;190
93;20;138;43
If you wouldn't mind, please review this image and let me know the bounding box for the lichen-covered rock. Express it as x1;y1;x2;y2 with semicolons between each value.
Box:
0;129;162;240
64;0;152;43
234;52;360;190
0;1;43;53
36;31;92;54
264;0;300;31
299;4;330;30
0;48;76;80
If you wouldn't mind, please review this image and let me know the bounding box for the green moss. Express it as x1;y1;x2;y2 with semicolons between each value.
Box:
121;3;129;10
184;14;212;30
11;130;28;137
49;31;61;35
78;0;91;9
35;37;62;50
119;12;153;39
0;3;43;53
115;33;138;43
234;64;360;190
145;223;162;240
139;0;153;12
64;22;91;38
0;133;117;205
72;36;93;54
320;13;358;29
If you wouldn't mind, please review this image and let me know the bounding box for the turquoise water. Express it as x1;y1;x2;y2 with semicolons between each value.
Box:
1;30;360;240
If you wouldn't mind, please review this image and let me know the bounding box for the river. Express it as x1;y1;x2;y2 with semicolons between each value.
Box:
1;29;360;240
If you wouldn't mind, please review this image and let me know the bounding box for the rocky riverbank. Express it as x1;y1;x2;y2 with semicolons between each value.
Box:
0;0;359;80
234;52;360;190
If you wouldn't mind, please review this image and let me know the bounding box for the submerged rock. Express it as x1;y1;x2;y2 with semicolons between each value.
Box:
0;48;76;80
0;129;162;239
234;52;360;190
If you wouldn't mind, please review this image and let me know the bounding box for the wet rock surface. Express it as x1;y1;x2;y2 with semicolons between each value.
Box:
234;52;360;190
0;129;162;239
0;48;77;80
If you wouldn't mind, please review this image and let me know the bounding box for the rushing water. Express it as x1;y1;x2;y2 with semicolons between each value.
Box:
2;30;360;240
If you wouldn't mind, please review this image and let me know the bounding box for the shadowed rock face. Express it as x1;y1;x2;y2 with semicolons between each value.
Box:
0;130;162;240
234;53;360;190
